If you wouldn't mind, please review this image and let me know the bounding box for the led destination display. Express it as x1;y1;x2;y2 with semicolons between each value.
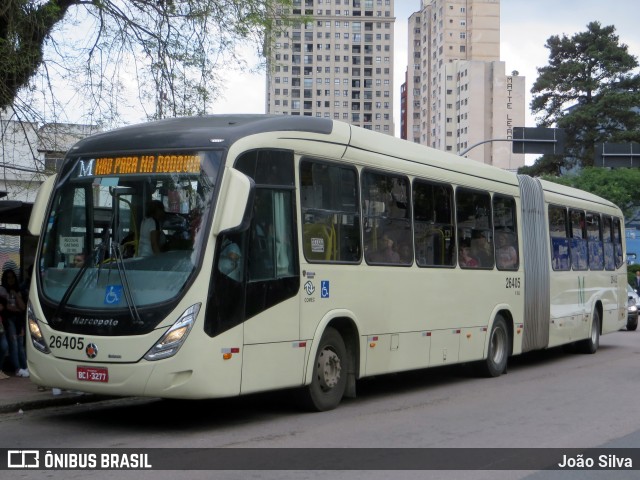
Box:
76;154;202;177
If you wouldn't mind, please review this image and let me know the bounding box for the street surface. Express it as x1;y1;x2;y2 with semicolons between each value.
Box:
2;330;640;480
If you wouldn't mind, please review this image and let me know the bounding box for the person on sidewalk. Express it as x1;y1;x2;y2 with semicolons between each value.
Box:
0;295;9;380
0;269;28;378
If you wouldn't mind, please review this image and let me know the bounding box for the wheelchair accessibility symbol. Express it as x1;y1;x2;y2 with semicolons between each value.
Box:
104;285;123;305
321;281;330;298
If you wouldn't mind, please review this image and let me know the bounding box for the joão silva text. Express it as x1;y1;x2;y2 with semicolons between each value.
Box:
558;454;632;469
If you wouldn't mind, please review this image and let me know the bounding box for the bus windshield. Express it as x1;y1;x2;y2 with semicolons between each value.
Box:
38;150;222;318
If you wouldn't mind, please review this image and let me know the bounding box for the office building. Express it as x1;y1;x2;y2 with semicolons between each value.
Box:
401;0;525;169
266;0;396;135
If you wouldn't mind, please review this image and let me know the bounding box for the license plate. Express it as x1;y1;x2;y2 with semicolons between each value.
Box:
77;366;109;383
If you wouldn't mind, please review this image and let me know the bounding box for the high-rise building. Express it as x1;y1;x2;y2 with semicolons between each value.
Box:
265;0;395;135
401;0;525;170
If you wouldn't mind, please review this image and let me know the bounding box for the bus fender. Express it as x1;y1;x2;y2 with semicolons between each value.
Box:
302;309;362;392
484;304;515;358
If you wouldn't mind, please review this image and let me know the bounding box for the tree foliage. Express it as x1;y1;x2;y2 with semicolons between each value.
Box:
1;0;289;126
530;21;640;169
517;153;564;177
542;167;640;220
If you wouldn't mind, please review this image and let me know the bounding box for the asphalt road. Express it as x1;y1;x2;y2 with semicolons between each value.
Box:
2;329;640;480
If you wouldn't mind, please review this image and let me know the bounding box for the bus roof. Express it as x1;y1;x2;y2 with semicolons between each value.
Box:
68;115;335;155
538;177;619;210
68;115;516;183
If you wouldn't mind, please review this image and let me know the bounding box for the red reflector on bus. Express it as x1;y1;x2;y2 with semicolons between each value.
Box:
292;342;307;348
221;348;240;354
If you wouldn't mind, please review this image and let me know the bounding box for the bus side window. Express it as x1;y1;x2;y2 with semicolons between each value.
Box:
613;217;624;268
603;216;615;271
456;188;493;269
300;159;361;263
549;205;570;271
248;189;296;281
493;195;519;271
362;169;411;266
586;211;604;271
413;180;455;267
206;231;246;337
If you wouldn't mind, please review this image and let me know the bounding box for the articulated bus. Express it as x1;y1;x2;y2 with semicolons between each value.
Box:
26;116;627;411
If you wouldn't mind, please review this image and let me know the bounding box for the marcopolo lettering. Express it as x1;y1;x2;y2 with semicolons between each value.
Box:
72;317;119;327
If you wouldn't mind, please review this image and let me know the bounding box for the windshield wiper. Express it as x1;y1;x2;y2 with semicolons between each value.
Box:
52;261;90;324
110;242;143;326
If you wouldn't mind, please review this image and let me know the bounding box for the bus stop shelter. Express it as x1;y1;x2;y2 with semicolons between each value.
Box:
0;191;35;279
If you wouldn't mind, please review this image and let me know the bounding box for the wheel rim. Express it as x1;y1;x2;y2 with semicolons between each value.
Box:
591;319;598;343
490;326;506;365
316;346;342;392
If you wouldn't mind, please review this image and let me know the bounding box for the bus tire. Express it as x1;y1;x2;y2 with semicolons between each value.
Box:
479;315;509;377
300;327;347;412
578;310;600;354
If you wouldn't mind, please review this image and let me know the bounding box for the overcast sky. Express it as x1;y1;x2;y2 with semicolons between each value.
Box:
211;0;640;138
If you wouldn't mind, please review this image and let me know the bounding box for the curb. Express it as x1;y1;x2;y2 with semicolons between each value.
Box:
0;394;113;415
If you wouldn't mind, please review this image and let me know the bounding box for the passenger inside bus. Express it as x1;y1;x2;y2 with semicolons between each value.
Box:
471;231;492;267
496;231;518;269
372;234;400;263
137;200;167;257
458;241;479;268
398;242;412;264
73;252;86;268
218;238;242;281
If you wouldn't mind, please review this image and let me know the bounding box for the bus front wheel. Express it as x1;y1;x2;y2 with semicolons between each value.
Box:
479;315;509;377
300;327;347;412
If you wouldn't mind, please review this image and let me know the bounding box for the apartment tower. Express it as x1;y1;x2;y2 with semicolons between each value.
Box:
266;0;396;135
402;0;525;170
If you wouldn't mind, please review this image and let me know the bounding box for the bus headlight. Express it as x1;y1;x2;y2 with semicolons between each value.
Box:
27;302;50;354
144;303;201;361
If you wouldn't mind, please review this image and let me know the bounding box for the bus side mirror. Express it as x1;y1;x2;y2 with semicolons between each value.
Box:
28;174;58;236
213;168;253;235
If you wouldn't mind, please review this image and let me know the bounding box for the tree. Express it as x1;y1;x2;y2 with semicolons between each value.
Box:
517;153;564;177
542;167;640;221
1;0;290;126
530;21;640;169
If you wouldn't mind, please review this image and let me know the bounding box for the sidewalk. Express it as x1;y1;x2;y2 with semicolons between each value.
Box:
0;373;106;414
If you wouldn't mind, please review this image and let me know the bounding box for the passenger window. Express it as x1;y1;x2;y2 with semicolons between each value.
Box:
549;205;570;271
586;212;604;270
362;170;412;266
493;195;519;271
570;209;587;271
235;149;295;186
300;160;361;263
248;189;296;281
603;216;615;271
413;180;455;267
614;217;624;268
456;188;493;269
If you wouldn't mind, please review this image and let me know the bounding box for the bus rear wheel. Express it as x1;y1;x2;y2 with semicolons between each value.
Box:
479;315;509;377
300;327;347;412
578;310;600;354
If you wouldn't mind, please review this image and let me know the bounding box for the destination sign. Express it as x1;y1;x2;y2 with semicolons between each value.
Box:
76;154;202;177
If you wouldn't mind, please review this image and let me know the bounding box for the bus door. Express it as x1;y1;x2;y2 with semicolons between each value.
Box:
233;151;303;395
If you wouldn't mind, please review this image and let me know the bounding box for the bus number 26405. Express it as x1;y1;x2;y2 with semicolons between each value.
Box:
505;277;521;289
48;336;85;350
